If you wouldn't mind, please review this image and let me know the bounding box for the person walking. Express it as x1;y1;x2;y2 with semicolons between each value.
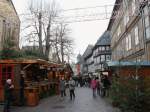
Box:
101;75;111;97
88;77;91;88
19;72;25;106
91;77;97;97
59;77;66;99
3;79;14;112
68;77;75;100
96;77;101;96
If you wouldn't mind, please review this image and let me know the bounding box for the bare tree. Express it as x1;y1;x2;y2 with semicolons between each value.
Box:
52;23;74;64
44;1;59;60
28;0;44;55
21;0;74;62
21;0;58;58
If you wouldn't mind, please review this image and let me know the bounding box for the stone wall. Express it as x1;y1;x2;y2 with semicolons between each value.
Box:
0;0;20;50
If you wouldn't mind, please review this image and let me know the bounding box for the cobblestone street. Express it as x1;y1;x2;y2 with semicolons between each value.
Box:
1;87;120;112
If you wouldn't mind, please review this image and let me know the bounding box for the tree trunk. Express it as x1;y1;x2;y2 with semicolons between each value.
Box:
55;45;61;63
38;12;43;55
60;36;64;64
45;22;51;60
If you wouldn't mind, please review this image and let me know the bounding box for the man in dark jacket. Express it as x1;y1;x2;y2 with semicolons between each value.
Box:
101;75;111;97
19;72;25;106
3;79;14;112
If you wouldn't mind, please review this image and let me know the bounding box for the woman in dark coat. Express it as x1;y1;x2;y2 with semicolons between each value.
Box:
3;79;14;112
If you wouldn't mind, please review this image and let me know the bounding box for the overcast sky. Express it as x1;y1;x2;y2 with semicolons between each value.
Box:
12;0;115;61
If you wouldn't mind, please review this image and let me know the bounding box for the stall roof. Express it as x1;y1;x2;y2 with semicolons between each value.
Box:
106;61;150;67
0;59;63;67
0;59;47;64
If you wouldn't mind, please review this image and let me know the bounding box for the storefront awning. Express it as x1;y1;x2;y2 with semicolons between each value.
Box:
105;61;150;68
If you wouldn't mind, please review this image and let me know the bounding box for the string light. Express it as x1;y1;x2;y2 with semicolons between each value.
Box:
18;1;149;24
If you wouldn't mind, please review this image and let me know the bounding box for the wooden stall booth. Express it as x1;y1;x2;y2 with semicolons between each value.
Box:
22;60;69;106
0;59;61;106
106;61;150;108
47;63;62;81
47;63;73;94
0;60;21;103
47;63;73;81
20;59;49;106
106;61;150;76
47;63;65;95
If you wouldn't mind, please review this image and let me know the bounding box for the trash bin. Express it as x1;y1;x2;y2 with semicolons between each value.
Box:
26;88;39;106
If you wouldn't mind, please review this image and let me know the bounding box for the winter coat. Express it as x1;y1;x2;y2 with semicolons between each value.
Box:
91;79;97;89
68;80;75;90
101;77;111;88
4;83;13;100
59;80;66;91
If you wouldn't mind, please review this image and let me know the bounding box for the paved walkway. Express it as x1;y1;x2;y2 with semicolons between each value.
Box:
0;87;120;112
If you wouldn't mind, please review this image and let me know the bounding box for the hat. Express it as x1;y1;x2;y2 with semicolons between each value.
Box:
6;79;12;84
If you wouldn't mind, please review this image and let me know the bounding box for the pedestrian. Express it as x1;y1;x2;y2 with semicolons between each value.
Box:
3;79;14;112
91;77;97;97
96;77;101;96
101;75;111;97
19;71;25;106
79;77;82;87
88;77;91;88
68;77;75;100
59;77;66;99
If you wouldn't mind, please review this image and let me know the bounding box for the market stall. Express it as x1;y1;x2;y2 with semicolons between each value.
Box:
106;61;150;76
0;59;64;106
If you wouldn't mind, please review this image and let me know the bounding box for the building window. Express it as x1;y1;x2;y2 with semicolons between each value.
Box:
126;36;128;51
106;55;111;61
124;9;129;26
1;65;13;86
144;6;150;39
98;47;101;51
135;26;139;45
100;47;102;51
97;57;99;64
132;0;136;15
99;64;101;70
128;34;131;50
94;50;96;56
96;57;98;64
101;55;105;62
106;46;110;50
101;64;104;70
102;46;105;51
137;58;141;62
117;25;121;37
126;34;132;51
94;58;96;64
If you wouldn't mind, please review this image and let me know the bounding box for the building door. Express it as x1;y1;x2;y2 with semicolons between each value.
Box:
0;64;14;101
